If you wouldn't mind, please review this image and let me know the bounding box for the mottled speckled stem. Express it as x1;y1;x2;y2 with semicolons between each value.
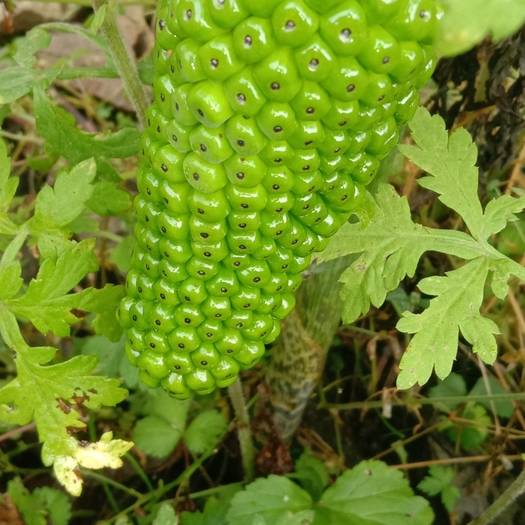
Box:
266;257;350;440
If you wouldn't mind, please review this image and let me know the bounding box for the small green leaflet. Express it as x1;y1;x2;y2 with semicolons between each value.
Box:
400;108;525;242
32;158;97;233
132;398;227;459
428;372;468;411
8;477;48;525
417;466;460;512
469;376;513;419
437;0;525;57
153;502;179;525
133;415;184;459
8;478;71;525
184;410;228;455
6;240;97;337
397;258;499;388
81;336;138;387
132;392;189;459
444;403;490;451
399;109;483;238
88;180;132;216
480;193;525;241
79;284;125;342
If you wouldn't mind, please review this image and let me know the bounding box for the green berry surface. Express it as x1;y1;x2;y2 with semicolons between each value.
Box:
120;0;442;398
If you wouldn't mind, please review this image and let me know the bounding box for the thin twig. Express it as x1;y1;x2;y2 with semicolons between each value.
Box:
0;423;36;444
228;378;255;482
372;422;443;460
320;392;525;411
107;450;214;523
392;454;524;470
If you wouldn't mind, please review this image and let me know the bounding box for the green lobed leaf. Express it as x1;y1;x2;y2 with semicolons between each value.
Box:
226;475;312;525
397;258;498;389
78;284;125;341
32;487;72;525
133;391;189;458
7;477;47;525
153;503;179;525
418;465;455;496
133;416;183;459
6;240;98;337
417;466;460;512
0;304;33;354
0;352;128;495
184;410;228;455
442;485;462;513
437;0;525;57
480;194;525;239
0;139;18;211
33;87;141;164
32;159;97;232
490;258;525;300
87;180;132;216
320;184;481;323
316;461;433;525
400;108;483;238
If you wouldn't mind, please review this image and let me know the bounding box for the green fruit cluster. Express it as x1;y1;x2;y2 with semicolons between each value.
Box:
119;0;442;397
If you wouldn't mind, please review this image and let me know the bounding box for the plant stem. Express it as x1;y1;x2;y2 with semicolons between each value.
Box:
392;454;524;471
91;0;148;127
468;470;525;525
82;470;144;499
320;392;525;411
174;482;243;502
266;257;350;440
107;451;214;523
228;379;255;482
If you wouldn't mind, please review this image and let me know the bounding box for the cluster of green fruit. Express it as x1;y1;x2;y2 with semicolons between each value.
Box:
119;0;442;397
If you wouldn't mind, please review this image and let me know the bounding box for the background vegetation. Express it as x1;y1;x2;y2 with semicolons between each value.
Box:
0;1;525;524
